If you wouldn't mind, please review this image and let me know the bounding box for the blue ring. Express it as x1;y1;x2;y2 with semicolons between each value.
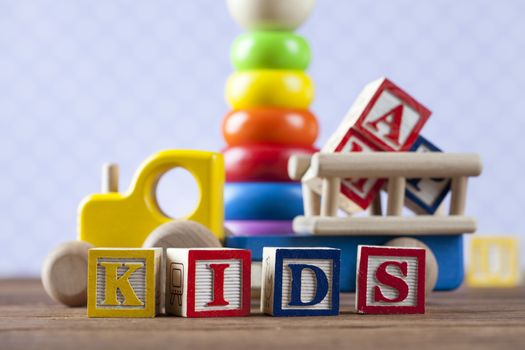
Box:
225;182;304;220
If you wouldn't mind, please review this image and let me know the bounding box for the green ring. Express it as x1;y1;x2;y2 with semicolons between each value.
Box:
231;31;311;71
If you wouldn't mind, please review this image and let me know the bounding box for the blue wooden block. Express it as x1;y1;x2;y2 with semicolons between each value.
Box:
224;182;304;220
406;136;451;214
261;248;340;316
226;234;464;292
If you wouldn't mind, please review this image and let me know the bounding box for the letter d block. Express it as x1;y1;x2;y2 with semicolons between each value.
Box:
87;248;162;318
356;245;426;314
261;248;340;316
165;248;251;317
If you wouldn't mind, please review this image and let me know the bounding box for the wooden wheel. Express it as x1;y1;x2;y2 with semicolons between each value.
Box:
142;220;222;251
41;240;93;306
385;237;439;295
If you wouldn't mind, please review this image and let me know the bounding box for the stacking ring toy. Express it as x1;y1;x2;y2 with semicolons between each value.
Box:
226;70;314;110
232;31;311;71
224;144;317;182
222;108;318;147
224;182;304;220
225;220;294;236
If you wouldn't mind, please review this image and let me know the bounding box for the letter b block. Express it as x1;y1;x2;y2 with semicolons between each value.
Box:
87;248;162;318
165;248;251;317
261;248;340;316
356;245;426;314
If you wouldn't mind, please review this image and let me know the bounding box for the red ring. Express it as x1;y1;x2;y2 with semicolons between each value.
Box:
223;144;318;182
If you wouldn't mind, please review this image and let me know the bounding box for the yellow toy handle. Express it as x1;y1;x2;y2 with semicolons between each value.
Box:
128;150;224;236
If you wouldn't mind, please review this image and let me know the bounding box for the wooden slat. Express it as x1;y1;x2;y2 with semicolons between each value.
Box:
288;154;312;180
302;185;321;216
310;153;483;178
450;176;468;215
320;177;341;217
293;216;477;235
387;176;406;216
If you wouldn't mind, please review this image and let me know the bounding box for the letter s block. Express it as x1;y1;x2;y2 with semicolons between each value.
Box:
87;248;162;318
165;248;251;317
356;246;426;314
261;248;340;316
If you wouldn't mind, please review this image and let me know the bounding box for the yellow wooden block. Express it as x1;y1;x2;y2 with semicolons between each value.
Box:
78;150;225;247
467;237;520;288
88;248;162;318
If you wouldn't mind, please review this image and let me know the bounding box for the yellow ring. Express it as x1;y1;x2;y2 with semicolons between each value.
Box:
226;70;314;109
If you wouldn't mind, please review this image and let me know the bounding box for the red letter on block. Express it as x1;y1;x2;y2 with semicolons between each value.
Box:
207;263;230;307
356;245;426;314
374;261;409;303
366;105;404;146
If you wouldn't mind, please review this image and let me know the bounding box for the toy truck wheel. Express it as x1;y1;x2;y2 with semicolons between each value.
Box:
385;237;438;295
41;240;94;307
142;220;222;252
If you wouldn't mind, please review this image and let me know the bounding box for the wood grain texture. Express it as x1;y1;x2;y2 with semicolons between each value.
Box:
310;153;483;178
0;279;524;350
293;216;477;235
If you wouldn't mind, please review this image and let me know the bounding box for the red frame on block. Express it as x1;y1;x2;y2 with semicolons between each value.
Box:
351;78;431;152
334;130;385;209
187;249;251;317
357;246;426;314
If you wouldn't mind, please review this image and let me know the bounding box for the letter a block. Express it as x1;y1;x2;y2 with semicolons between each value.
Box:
356;246;426;314
350;78;431;152
87;248;162;318
261;248;340;316
165;248;251;317
467;237;520;287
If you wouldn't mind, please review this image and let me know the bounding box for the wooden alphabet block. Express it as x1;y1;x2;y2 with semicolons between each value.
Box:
467;237;520;287
87;248;162;318
165;248;251;317
261;247;340;316
405;136;451;214
356;245;426;314
349;78;431;152
302;78;430;212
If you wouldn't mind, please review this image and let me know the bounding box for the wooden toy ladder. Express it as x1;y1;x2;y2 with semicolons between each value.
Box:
288;153;482;236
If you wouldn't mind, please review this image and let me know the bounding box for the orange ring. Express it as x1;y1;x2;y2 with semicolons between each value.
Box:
222;108;319;147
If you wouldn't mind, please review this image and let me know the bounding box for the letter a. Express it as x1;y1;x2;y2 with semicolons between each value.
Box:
207;263;230;307
374;261;409;303
366;104;404;146
101;262;144;306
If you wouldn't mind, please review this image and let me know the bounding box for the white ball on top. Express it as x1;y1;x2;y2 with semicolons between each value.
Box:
226;0;316;31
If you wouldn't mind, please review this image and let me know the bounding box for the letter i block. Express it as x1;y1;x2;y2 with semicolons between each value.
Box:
356;246;426;314
467;237;520;287
350;78;431;151
165;248;251;317
87;248;162;318
261;248;340;316
405;136;451;214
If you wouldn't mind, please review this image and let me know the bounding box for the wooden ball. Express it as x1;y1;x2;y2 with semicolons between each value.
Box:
142;220;222;252
385;237;439;295
227;0;316;31
41;240;93;307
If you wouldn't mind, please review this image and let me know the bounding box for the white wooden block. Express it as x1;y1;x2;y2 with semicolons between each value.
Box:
165;248;251;317
356;245;426;314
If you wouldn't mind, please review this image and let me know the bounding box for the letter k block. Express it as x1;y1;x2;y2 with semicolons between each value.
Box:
165;248;251;317
261;248;340;316
88;248;162;318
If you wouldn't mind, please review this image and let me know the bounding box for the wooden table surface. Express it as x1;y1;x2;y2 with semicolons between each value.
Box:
0;279;524;350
